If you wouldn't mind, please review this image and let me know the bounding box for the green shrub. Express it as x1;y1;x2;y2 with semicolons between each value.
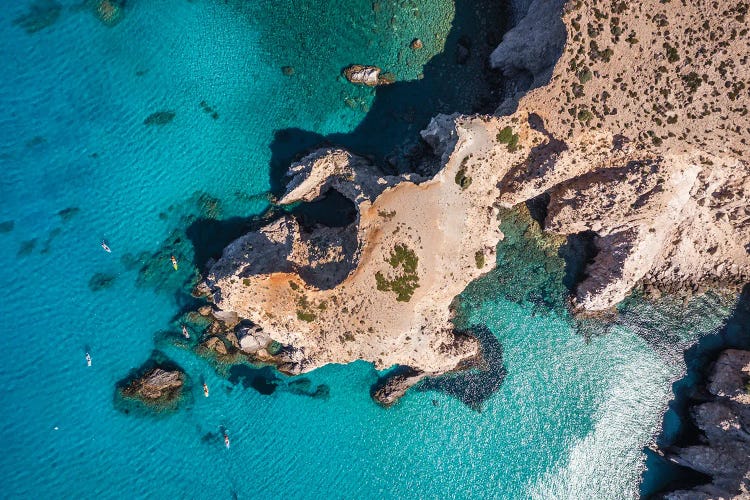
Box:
475;250;485;269
455;168;472;189
496;126;520;152
375;244;420;302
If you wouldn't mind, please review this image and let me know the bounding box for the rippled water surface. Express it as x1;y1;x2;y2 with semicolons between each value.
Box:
0;1;746;498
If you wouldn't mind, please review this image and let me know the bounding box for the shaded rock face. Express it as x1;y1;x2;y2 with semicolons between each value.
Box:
660;350;750;499
121;366;185;405
370;367;425;407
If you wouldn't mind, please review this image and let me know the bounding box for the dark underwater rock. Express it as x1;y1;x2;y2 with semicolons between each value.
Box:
88;272;116;291
13;0;62;34
18;239;37;257
144;111;176;126
0;221;14;233
57;207;80;222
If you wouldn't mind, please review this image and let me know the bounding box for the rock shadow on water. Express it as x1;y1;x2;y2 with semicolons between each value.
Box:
416;326;506;410
227;364;330;400
264;0;507;191
639;284;750;498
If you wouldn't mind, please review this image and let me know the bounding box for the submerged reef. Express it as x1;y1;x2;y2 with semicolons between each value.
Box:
196;0;750;406
144;111;176;126
12;0;62;34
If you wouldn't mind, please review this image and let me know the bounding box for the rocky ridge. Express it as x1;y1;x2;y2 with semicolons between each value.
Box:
202;0;750;400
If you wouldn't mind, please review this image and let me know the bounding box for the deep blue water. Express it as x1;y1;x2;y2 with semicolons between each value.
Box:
0;1;747;498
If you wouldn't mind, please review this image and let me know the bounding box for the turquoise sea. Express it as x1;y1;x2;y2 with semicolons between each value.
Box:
0;1;747;498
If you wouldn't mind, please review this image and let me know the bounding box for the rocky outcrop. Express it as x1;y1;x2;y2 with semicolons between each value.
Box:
203;0;750;403
491;0;567;94
371;367;426;407
121;366;185;405
343;65;394;86
660;349;750;499
204;143;498;387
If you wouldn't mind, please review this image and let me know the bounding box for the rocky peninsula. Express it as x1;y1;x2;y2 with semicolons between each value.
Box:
201;0;749;401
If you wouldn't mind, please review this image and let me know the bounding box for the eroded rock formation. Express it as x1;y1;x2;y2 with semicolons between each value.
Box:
202;0;750;402
119;363;186;409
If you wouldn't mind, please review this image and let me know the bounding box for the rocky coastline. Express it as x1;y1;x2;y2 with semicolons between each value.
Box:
655;349;750;499
196;0;749;405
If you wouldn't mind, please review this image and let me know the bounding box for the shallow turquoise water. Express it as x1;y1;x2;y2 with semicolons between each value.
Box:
0;1;746;498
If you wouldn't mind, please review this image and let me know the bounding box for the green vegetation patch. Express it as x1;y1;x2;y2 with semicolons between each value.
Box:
577;109;594;122
475;250;486;269
663;42;679;63
454;168;472;189
496;126;520;152
375;244;420;302
295;292;317;322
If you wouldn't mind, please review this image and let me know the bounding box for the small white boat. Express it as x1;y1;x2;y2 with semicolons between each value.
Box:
181;324;190;339
101;241;111;253
224;433;230;449
85;352;92;367
203;382;209;397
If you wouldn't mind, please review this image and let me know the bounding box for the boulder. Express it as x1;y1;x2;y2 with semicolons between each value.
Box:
237;325;270;354
122;367;184;402
343;65;394;86
370;367;425;407
202;336;228;356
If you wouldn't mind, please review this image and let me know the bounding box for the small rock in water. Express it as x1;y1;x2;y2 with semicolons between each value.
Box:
143;111;176;126
410;38;423;50
95;0;125;26
343;65;394;86
281;66;295;76
121;366;185;403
